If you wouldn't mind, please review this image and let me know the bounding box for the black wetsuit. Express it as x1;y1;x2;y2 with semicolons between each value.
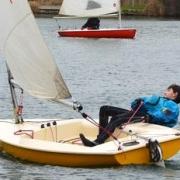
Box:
96;105;145;143
82;18;100;29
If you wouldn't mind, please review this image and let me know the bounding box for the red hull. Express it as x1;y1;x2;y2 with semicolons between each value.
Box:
58;28;136;39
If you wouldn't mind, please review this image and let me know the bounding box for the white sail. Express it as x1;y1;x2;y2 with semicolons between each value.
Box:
0;0;71;101
59;0;119;17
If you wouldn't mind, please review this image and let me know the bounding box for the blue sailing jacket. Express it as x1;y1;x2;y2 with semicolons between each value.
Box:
131;95;179;127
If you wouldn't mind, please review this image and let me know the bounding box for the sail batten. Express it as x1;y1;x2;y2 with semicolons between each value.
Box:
59;0;119;17
0;0;71;102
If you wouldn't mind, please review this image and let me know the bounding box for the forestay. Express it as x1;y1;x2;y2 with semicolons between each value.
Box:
59;0;119;17
0;0;71;101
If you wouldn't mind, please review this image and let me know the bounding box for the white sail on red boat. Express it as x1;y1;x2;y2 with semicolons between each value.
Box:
0;0;179;167
57;0;136;39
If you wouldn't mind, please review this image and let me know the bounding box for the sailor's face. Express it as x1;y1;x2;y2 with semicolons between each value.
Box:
164;88;177;100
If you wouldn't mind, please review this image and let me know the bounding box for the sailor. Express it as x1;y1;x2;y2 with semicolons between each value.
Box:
80;84;180;147
81;17;100;30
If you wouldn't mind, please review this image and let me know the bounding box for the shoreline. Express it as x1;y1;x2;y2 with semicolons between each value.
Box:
33;5;180;19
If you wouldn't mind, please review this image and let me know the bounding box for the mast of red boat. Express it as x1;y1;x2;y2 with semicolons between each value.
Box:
118;0;122;28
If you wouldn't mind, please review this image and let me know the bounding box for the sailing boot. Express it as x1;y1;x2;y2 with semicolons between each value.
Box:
79;133;99;147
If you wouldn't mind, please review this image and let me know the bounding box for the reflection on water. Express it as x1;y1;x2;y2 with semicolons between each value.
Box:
0;17;180;179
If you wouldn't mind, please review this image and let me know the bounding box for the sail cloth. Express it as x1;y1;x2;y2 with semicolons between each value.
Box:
0;0;71;101
59;0;119;17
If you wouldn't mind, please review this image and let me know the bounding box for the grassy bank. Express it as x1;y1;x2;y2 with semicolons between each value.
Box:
122;0;165;16
28;0;178;17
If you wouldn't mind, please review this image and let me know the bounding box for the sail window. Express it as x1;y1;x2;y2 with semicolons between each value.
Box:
86;0;101;10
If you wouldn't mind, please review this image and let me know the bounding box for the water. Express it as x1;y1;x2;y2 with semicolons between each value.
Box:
0;17;180;179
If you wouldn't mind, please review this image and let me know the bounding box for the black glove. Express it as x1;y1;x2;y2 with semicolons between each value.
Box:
131;98;142;110
134;98;142;108
134;98;142;105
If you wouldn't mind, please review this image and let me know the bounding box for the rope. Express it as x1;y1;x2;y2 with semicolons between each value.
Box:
80;112;122;149
125;101;144;125
14;129;34;139
46;123;55;142
16;90;24;123
114;102;145;141
52;121;58;142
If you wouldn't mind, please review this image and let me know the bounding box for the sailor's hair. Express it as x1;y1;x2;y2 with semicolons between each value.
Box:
168;84;180;104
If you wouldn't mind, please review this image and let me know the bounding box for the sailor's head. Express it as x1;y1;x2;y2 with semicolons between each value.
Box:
164;84;180;103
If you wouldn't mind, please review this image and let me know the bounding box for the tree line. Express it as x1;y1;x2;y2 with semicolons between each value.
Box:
28;0;180;17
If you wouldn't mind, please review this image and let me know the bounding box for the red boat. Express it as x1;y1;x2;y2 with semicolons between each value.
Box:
58;28;136;39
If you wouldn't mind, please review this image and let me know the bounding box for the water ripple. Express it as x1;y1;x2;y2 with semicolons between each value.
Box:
0;17;180;179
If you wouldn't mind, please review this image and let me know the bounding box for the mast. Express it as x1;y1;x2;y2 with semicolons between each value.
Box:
6;64;24;124
118;0;122;28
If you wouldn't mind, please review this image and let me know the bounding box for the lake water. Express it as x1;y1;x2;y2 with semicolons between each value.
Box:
0;17;180;179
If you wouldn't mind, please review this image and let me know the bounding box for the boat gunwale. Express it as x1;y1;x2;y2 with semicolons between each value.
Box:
0;121;179;155
58;28;136;32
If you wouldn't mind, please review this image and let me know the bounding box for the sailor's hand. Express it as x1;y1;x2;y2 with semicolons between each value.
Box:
133;98;142;108
134;98;142;105
131;98;143;111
